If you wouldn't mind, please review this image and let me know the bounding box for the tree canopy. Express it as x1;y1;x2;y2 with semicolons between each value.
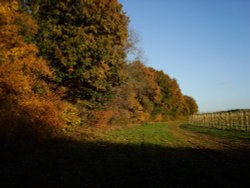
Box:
23;0;129;104
0;0;198;139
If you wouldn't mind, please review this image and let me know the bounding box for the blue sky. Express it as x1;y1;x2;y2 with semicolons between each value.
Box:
119;0;250;112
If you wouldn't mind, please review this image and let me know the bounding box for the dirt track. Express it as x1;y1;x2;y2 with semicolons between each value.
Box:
166;121;250;163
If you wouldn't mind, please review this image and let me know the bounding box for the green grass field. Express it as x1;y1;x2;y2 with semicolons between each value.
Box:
1;122;250;187
93;123;179;145
181;124;250;141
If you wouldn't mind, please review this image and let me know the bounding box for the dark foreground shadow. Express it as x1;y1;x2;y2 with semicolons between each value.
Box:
1;138;250;188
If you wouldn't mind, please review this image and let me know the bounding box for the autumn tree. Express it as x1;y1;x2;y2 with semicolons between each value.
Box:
154;71;187;119
109;61;199;124
183;95;198;115
22;0;129;106
14;0;198;127
126;61;161;121
0;0;80;140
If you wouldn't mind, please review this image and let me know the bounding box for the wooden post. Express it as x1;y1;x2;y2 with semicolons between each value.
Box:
240;111;244;131
226;112;230;130
246;112;249;132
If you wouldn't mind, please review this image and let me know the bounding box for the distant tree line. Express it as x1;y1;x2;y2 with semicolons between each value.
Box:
0;0;198;140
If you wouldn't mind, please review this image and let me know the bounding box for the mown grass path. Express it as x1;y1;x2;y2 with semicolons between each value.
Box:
92;122;183;146
1;121;250;187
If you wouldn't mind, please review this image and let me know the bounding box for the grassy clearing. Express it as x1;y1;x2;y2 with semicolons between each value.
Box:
181;124;250;141
93;123;179;146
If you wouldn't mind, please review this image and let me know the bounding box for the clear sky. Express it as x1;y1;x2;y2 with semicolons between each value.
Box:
119;0;250;112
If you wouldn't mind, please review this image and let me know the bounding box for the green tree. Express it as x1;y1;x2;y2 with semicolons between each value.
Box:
24;0;129;105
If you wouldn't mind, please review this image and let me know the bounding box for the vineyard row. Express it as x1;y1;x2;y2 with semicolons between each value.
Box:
189;110;250;132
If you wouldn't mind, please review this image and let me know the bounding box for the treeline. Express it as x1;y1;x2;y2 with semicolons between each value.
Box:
0;0;198;140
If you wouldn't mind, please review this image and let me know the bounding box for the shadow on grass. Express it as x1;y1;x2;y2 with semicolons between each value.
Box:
1;138;250;188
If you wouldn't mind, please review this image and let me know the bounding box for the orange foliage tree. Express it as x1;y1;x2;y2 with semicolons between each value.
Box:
0;0;76;140
126;61;161;122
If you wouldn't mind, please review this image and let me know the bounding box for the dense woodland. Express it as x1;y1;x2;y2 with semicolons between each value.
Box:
0;0;198;140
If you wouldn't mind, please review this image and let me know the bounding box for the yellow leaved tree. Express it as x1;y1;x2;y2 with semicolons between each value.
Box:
0;0;80;140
